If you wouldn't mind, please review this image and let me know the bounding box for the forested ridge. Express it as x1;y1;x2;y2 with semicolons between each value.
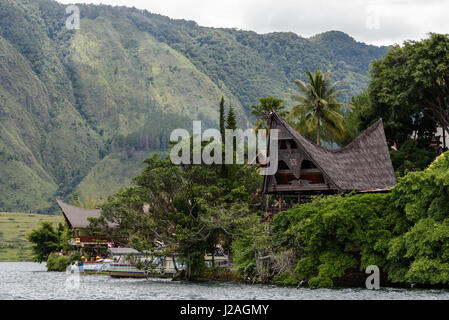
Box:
0;0;387;213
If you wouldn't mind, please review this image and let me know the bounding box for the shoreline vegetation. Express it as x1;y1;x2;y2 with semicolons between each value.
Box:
20;127;449;289
3;150;449;289
3;28;449;290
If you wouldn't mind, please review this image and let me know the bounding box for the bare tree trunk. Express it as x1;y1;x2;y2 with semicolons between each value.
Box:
172;255;178;273
187;248;191;280
317;115;321;146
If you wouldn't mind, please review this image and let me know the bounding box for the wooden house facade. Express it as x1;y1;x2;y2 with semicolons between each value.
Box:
56;199;117;249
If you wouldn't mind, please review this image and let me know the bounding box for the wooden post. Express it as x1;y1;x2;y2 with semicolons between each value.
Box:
278;195;282;210
265;195;269;215
297;193;301;205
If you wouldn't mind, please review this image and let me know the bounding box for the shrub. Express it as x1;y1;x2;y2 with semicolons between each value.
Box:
273;272;299;286
46;252;71;272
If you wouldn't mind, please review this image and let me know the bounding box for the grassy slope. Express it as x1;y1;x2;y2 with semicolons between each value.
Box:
0;212;63;262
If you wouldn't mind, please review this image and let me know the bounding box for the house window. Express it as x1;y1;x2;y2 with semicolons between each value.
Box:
280;140;287;150
275;172;296;184
275;160;296;185
301;160;316;169
278;160;289;170
300;160;325;184
279;139;298;150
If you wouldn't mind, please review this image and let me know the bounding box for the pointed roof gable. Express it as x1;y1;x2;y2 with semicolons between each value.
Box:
56;199;115;229
268;112;397;192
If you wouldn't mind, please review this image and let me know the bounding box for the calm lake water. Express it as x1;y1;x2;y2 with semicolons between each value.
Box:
1;262;449;300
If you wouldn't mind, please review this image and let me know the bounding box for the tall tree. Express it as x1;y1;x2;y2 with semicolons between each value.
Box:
226;105;237;130
219;96;226;138
219;96;226;175
289;70;351;146
250;96;287;132
364;33;449;148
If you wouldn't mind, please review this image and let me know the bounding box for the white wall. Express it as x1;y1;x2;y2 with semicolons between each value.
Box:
437;127;449;149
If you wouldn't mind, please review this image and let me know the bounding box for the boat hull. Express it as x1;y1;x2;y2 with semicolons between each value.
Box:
71;261;112;274
108;264;175;279
109;271;148;278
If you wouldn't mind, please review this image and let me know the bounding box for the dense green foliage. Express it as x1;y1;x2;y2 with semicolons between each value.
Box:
365;34;449;143
91;105;263;278
343;88;437;178
272;193;407;287
230;151;449;287
348;33;449;173
389;140;434;176
92;154;262;278
387;152;449;284
0;0;386;212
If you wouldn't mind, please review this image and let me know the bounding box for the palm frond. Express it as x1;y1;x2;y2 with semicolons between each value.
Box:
289;70;352;145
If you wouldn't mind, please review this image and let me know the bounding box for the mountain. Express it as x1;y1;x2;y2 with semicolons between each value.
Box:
0;0;388;213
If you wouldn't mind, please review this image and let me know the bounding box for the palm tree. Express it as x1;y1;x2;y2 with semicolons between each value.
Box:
250;96;288;132
289;70;352;146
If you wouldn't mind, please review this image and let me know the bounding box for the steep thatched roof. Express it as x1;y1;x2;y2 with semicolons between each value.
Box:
56;199;111;229
270;112;397;192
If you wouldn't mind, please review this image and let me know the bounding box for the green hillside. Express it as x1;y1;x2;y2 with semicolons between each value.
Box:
75;150;168;201
0;0;388;213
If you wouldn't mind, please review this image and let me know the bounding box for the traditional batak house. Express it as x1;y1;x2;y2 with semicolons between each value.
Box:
261;112;397;214
57;199;117;257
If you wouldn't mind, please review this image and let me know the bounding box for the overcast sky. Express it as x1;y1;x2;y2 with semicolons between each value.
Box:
57;0;449;46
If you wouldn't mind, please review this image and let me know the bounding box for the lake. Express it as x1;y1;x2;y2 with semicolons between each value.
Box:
1;262;449;300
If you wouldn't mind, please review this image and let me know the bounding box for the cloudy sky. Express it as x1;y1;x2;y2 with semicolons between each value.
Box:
57;0;449;46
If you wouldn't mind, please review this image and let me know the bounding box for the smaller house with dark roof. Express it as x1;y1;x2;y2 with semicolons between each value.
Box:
261;112;397;213
57;199;102;230
57;199;117;249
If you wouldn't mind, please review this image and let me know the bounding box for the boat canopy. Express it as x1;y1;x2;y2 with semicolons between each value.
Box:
108;248;141;256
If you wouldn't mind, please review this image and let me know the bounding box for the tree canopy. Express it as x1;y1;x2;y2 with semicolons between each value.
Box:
90;104;263;278
363;33;449;149
27;222;69;263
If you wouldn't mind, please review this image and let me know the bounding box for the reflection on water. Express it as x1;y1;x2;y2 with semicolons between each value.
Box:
1;262;449;300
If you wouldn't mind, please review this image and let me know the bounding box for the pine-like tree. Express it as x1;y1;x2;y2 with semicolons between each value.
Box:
219;97;227;175
226;105;237;130
219;96;225;138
